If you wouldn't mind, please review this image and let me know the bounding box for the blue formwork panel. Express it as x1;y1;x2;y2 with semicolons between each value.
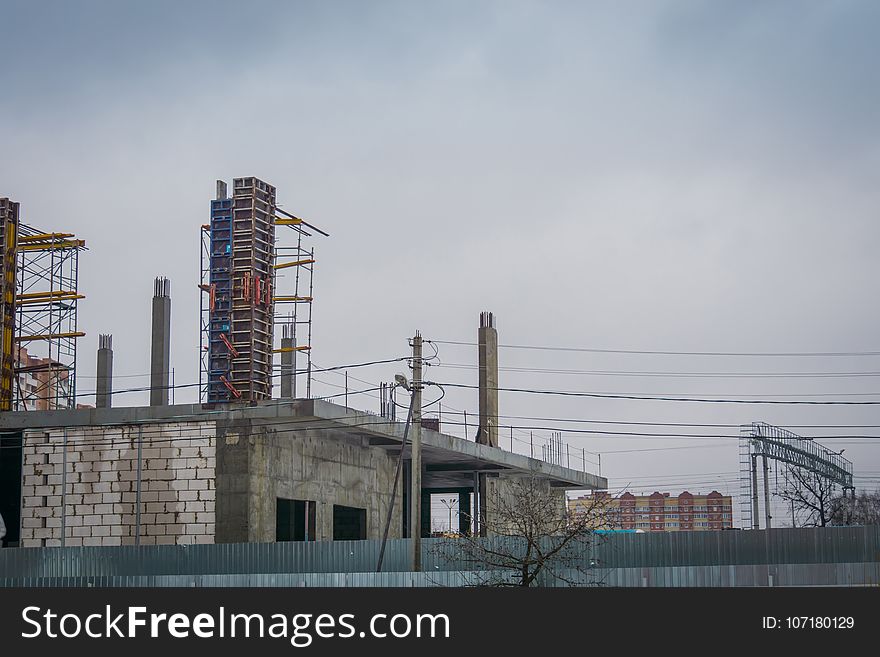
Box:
208;199;237;402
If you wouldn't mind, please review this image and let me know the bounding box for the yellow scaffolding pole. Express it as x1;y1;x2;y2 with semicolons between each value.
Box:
273;345;311;353
273;258;315;270
16;290;84;305
18;232;75;242
18;239;86;251
15;331;85;342
272;296;313;303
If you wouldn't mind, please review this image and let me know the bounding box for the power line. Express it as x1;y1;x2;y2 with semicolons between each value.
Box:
429;339;880;358
468;413;880;430
432;362;880;379
68;356;407;400
433;381;880;405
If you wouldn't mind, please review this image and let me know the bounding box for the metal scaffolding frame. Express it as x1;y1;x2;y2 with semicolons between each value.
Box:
271;206;327;400
739;421;854;530
0;198;19;411
13;223;86;410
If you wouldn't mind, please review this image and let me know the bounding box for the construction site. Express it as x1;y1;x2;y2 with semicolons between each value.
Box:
0;180;877;587
0;180;600;559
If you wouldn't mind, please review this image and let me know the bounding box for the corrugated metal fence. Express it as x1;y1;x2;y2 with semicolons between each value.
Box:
1;526;877;587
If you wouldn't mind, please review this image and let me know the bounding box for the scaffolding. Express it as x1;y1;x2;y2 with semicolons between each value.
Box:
272;204;327;399
0;198;19;411
13;223;86;410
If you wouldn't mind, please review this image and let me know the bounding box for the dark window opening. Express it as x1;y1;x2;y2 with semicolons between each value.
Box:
333;504;366;541
0;431;23;547
276;498;316;542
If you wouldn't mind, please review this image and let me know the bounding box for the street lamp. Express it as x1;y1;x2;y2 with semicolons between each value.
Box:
440;497;458;534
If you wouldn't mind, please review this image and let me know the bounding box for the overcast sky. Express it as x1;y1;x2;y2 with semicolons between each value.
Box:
2;0;879;527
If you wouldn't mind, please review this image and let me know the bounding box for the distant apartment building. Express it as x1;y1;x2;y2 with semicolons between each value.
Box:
14;346;72;411
569;490;734;531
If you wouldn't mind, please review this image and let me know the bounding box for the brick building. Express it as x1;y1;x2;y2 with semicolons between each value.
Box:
569;490;734;531
15;346;71;411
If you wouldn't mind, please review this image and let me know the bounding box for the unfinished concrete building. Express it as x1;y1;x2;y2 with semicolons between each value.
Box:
0;181;606;551
0;400;603;547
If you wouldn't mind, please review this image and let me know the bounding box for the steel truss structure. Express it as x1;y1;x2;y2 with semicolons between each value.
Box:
14;223;86;410
739;421;853;529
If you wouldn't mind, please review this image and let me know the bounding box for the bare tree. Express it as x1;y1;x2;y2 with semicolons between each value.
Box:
830;490;880;526
778;465;838;527
432;476;609;587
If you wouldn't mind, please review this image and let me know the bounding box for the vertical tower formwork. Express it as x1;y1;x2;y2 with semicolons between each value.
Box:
203;177;276;403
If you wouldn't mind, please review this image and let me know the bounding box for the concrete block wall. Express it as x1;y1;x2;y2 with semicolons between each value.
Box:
216;421;402;543
484;475;566;537
20;422;216;547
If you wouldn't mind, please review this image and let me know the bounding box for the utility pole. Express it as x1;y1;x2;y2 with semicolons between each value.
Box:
762;455;772;529
751;455;760;530
410;331;423;571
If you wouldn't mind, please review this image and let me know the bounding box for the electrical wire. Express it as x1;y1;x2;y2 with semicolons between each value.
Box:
433;381;880;405
431;362;880;379
428;339;880;358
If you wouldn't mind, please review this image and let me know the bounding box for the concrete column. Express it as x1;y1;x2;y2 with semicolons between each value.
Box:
458;490;471;536
478;473;488;537
477;311;498;447
472;471;480;537
477;312;497;538
402;460;411;538
95;334;113;408
150;277;171;406
420;490;432;538
281;325;293;398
